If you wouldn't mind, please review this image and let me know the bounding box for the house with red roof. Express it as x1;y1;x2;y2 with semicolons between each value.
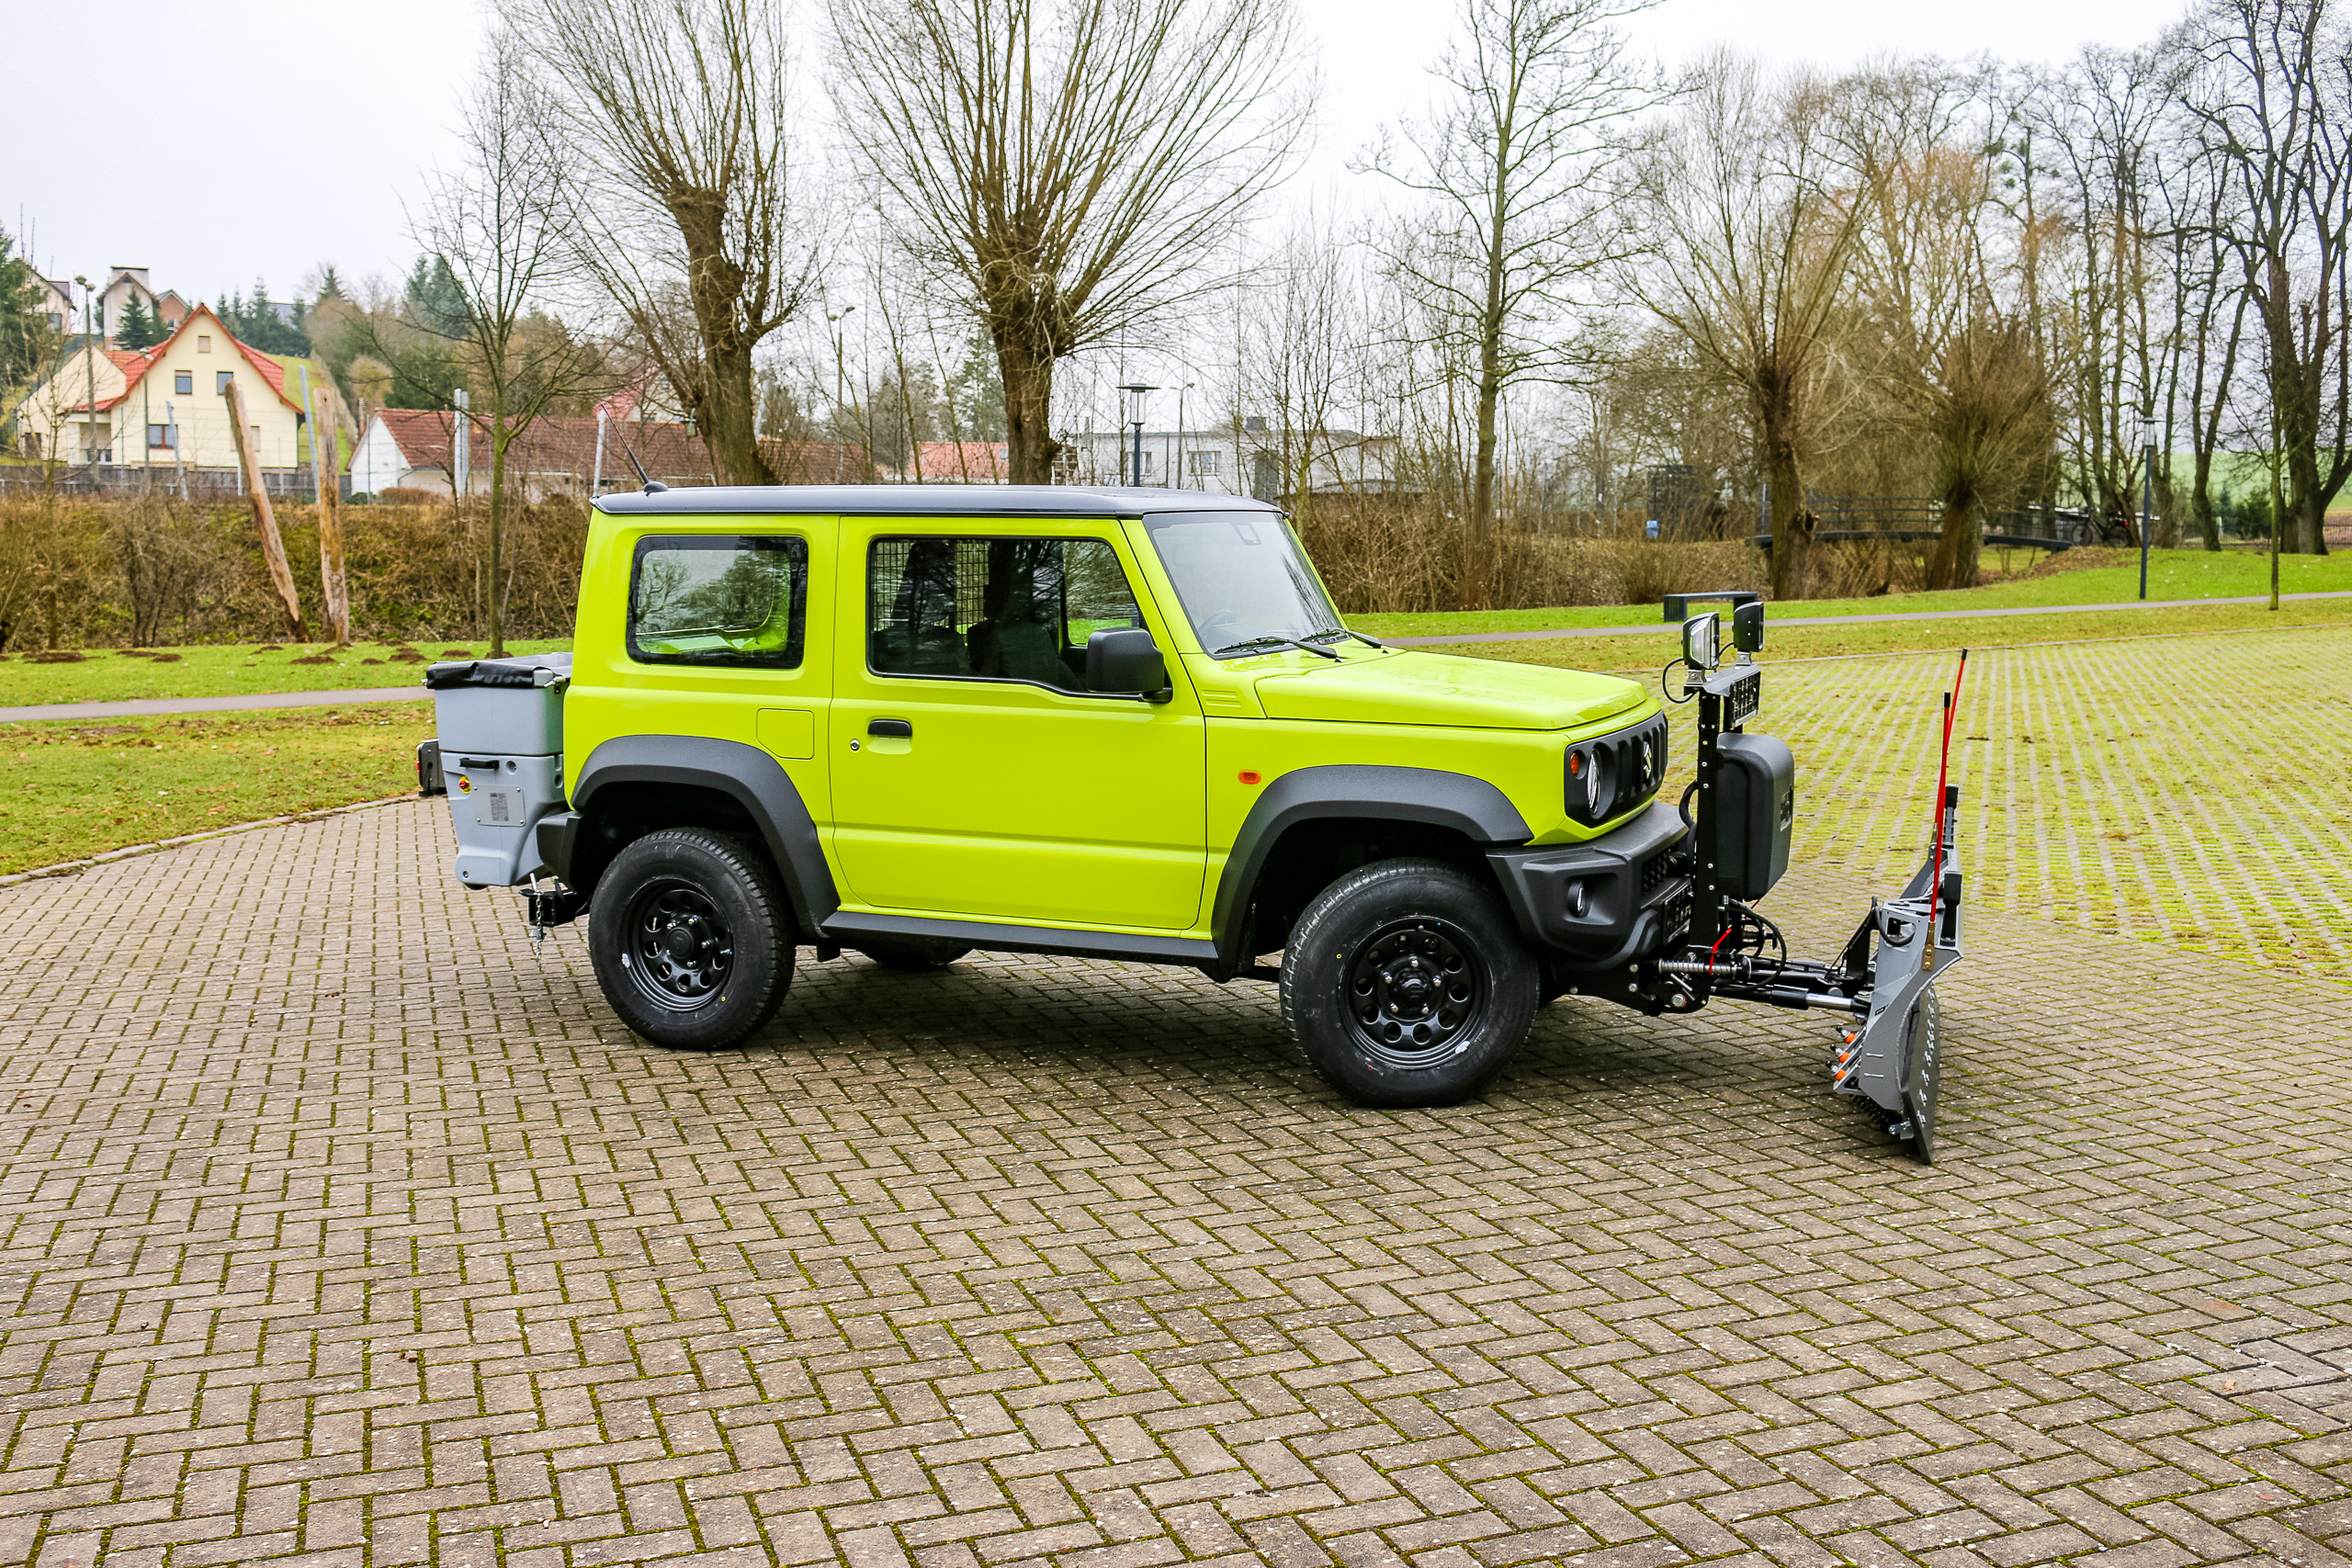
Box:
347;409;722;499
13;303;305;472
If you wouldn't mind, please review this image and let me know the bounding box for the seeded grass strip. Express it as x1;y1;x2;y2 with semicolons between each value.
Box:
0;704;436;874
0;637;571;707
1585;625;2350;984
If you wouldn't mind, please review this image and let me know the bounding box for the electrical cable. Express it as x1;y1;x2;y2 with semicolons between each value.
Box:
1661;658;1696;703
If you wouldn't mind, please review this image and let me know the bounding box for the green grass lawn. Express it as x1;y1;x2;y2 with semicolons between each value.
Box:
0;703;435;874
1349;546;2352;640
0;638;571;707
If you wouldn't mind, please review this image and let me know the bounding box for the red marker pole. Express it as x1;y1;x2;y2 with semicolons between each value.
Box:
1924;649;1969;962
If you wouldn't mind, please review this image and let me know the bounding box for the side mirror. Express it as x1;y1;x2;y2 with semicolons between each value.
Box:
1086;626;1167;696
1682;612;1720;671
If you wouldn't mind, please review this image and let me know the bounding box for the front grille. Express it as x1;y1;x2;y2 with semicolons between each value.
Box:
1638;843;1690;899
1566;710;1671;825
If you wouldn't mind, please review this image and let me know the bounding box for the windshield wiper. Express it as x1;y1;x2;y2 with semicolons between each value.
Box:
1211;634;1342;661
1306;628;1385;650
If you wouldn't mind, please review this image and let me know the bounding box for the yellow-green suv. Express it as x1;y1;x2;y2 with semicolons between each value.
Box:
424;485;1690;1107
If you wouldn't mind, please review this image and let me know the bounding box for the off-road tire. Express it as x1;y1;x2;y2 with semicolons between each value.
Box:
857;938;971;971
588;829;793;1049
1281;857;1538;1107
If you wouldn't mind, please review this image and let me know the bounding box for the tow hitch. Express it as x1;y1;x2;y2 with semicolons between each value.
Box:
1648;593;1967;1163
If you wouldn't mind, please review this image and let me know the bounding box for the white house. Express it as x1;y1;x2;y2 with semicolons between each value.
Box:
347;408;721;498
1058;421;1400;500
12;303;305;471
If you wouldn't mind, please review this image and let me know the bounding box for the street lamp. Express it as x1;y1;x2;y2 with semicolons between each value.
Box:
1115;382;1157;486
2137;413;2158;601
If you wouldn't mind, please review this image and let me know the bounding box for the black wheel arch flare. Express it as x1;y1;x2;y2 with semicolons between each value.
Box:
560;736;841;938
1211;765;1532;970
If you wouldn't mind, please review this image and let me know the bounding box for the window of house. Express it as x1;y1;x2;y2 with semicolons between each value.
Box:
1188;450;1223;476
217;371;233;394
628;536;809;669
148;424;176;450
174;370;192;395
198;334;210;354
866;536;1142;690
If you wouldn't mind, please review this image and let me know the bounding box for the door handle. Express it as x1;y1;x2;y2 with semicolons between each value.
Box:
867;718;913;739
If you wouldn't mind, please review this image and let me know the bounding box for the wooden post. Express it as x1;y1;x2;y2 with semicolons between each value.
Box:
311;383;351;647
222;378;309;640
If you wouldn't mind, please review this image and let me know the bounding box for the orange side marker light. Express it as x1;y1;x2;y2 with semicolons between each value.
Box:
1238;771;1261;785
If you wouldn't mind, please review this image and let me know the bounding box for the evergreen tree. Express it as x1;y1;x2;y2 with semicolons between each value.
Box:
0;227;60;392
116;291;161;351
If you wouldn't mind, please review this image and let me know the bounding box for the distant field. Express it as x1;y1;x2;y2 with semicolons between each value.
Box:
1349;547;2352;640
0;638;571;707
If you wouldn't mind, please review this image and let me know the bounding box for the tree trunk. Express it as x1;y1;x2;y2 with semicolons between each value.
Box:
311;385;351;646
704;333;772;485
489;421;508;659
2191;448;2221;550
1464;350;1502;614
222;378;308;640
999;339;1060;486
1758;377;1807;601
1926;487;1975;591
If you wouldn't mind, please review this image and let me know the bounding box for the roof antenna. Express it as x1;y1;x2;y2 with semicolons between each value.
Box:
625;441;664;493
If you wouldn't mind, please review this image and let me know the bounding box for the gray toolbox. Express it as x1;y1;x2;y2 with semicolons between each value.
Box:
419;653;571;889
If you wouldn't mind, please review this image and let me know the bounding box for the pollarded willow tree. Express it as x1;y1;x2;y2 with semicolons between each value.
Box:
502;0;816;485
1626;50;1868;600
826;0;1311;486
1361;0;1654;610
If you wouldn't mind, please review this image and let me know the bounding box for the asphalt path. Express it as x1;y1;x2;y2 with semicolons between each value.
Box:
2;588;2346;722
0;686;424;724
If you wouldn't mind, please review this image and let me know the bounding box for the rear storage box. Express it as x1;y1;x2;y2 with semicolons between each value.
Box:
425;654;571;888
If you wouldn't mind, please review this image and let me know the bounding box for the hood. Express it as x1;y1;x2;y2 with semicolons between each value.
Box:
1253;649;1649;731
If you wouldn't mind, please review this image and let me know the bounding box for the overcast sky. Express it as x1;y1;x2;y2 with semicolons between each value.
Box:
4;0;2177;316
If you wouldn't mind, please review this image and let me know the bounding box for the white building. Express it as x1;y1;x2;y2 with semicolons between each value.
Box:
1057;421;1401;500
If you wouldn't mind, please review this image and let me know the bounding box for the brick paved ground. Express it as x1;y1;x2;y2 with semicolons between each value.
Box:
3;641;2350;1566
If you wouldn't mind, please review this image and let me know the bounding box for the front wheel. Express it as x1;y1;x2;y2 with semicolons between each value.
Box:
1281;858;1538;1107
588;829;793;1049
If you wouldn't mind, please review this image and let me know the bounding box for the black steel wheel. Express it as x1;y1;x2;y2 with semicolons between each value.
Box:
588;829;792;1049
1343;919;1487;1069
1282;858;1538;1107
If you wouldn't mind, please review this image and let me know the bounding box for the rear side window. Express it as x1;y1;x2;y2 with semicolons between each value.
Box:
628;535;808;669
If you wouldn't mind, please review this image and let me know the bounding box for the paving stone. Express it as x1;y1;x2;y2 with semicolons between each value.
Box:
1;630;2348;1564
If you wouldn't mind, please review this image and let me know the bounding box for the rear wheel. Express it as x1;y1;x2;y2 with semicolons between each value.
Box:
588;829;792;1049
1281;858;1538;1107
856;938;971;971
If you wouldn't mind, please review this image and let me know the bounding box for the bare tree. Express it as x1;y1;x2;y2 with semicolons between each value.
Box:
1628;51;1867;599
503;0;816;485
827;0;1310;485
1362;0;1652;609
416;28;612;655
2181;0;2352;555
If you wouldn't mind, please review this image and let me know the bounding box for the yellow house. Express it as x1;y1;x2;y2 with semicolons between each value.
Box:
15;304;306;473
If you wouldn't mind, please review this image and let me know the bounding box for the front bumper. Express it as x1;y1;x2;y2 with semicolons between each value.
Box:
1487;802;1691;967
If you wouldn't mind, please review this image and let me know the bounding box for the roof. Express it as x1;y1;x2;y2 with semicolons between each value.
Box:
371;409;717;480
67;305;303;415
594;484;1279;519
909;441;1010;481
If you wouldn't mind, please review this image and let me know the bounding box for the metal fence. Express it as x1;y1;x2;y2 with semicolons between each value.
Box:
1751;497;2110;551
0;464;351;501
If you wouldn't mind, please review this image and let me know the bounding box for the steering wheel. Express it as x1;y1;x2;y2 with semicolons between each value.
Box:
1198;610;1243;639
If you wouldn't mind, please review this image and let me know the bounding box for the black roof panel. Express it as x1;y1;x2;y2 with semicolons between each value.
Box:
594;484;1278;519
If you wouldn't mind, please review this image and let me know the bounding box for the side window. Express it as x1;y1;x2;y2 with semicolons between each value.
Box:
867;535;1142;692
628;535;808;669
174;370;192;395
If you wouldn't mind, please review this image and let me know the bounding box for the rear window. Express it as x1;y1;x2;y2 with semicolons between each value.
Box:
628;535;808;669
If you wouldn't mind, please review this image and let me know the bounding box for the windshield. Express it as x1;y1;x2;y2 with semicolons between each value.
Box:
1142;511;1348;656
